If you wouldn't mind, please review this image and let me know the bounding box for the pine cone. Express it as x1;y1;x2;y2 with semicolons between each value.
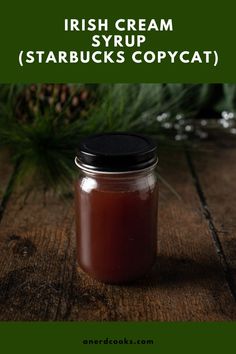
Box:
15;84;95;123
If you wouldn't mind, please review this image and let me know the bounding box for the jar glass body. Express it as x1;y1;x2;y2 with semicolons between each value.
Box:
75;166;158;284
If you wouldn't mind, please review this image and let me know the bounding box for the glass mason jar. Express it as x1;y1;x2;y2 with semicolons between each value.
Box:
75;133;158;284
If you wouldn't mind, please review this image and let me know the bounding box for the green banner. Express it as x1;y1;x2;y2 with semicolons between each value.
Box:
0;0;235;83
0;322;235;354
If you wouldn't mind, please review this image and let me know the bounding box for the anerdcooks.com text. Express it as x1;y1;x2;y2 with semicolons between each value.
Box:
18;18;219;67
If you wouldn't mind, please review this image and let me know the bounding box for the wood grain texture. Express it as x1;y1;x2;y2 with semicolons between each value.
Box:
191;135;236;298
0;151;13;204
0;143;235;321
0;150;14;221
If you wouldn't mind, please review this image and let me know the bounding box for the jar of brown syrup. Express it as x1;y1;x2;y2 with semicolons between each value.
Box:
75;133;158;284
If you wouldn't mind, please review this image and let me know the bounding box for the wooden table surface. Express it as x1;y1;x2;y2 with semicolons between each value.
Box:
0;135;236;321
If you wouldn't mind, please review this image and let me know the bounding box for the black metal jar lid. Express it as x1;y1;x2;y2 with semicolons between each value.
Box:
75;132;158;172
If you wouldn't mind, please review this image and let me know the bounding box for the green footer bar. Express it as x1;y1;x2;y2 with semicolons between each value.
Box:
0;322;235;354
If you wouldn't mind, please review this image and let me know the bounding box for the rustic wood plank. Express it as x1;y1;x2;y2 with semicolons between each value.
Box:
0;145;235;321
190;135;236;298
0;150;14;220
0;188;75;321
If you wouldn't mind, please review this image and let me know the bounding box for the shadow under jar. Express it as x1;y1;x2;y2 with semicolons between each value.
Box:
75;133;158;284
